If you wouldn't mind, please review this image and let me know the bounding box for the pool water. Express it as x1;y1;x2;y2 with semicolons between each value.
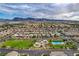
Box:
51;41;64;45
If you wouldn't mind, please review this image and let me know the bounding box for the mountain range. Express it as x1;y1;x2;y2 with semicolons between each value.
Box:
0;17;79;24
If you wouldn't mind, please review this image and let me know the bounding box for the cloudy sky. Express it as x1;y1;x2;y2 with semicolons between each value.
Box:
0;3;79;20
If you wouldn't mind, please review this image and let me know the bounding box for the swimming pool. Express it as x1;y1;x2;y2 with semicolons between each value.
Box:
51;41;64;45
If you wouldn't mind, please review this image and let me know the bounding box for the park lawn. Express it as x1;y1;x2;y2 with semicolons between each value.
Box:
50;45;65;49
53;45;65;49
0;39;36;49
48;39;65;49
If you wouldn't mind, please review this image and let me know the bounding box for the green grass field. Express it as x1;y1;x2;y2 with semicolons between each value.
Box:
0;39;36;49
50;45;65;49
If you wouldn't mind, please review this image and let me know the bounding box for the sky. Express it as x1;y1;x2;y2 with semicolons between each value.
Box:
0;3;79;20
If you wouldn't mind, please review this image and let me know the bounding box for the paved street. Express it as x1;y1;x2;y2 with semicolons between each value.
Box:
0;48;51;56
0;48;78;56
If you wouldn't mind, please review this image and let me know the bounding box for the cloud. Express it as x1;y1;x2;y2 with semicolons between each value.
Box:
52;12;79;21
0;3;79;20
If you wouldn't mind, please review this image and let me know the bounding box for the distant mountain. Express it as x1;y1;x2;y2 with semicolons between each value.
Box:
0;17;77;21
0;19;9;21
0;17;79;24
12;17;51;21
12;17;72;21
12;17;79;24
